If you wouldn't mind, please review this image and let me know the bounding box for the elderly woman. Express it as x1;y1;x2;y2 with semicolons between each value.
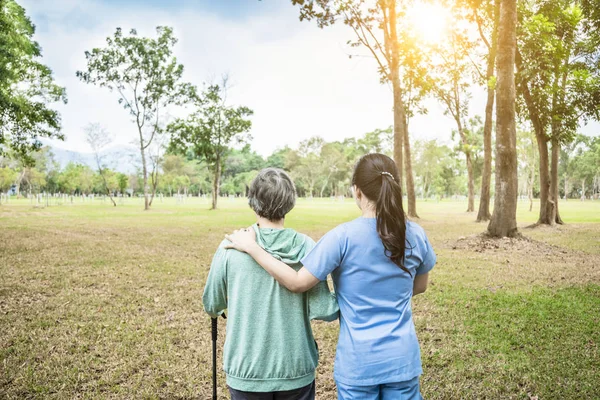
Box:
203;168;339;400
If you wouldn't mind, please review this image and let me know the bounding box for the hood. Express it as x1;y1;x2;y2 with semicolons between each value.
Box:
252;224;308;265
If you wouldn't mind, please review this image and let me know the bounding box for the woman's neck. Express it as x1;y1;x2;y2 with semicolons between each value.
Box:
362;211;376;219
256;216;285;229
360;200;377;218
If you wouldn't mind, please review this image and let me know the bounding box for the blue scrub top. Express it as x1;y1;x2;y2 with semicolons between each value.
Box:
301;218;436;386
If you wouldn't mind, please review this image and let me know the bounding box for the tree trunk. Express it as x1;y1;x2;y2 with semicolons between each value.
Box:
15;171;25;197
403;119;419;218
528;167;534;212
100;172;116;207
392;69;404;199
535;134;554;225
488;0;518;238
581;179;585;201
550;139;563;224
457;121;475;212
564;175;568;200
476;0;500;222
140;145;150;211
149;171;158;207
477;81;495;219
212;161;221;210
466;151;475;212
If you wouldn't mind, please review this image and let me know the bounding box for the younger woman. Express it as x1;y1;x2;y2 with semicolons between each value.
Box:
226;154;436;400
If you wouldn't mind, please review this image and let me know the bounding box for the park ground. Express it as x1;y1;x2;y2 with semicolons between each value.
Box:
0;197;599;399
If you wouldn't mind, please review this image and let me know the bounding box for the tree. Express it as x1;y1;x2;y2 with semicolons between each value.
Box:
516;1;600;224
168;82;253;209
463;0;501;221
517;128;538;211
58;163;93;195
0;0;67;162
431;20;479;212
488;0;518;238
356;127;393;155
292;137;324;198
571;136;600;200
117;173;128;195
290;0;422;218
85;123;117;206
77;26;193;210
0;167;17;197
412;139;452;199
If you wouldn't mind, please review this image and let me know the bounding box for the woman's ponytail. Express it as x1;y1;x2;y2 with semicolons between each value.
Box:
352;154;410;275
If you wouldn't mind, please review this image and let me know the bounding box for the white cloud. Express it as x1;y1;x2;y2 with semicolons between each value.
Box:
22;0;600;158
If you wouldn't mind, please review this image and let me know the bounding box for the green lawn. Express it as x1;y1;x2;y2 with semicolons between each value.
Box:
1;197;599;399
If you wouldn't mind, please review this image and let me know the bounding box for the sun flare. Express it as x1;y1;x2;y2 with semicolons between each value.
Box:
406;2;451;44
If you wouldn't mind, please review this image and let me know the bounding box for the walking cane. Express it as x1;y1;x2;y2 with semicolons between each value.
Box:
212;313;226;400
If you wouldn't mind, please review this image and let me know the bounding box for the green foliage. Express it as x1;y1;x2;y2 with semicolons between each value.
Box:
517;0;600;144
117;173;128;194
412;139;455;198
167;82;252;208
168;84;253;171
0;0;67;162
58;163;94;195
0;166;16;191
77;27;193;129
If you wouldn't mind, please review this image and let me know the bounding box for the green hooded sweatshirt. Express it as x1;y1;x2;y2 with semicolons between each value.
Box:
202;224;339;392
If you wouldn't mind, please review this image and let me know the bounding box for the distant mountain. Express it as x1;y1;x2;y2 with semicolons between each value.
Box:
43;141;141;174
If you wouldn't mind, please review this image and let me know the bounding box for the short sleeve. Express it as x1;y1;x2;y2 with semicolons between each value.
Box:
202;244;228;318
416;233;436;276
301;228;344;281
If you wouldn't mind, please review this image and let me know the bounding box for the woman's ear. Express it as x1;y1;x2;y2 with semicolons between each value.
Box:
352;185;361;200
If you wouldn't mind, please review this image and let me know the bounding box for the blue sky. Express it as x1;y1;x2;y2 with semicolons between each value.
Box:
22;0;600;157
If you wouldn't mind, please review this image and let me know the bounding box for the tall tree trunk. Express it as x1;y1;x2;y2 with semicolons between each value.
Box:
477;82;495;219
488;0;518;238
403;118;419;218
387;1;418;217
550;139;563;224
466;151;475;212
515;47;555;225
581;179;585;201
212;160;221;210
476;0;500;222
392;92;404;191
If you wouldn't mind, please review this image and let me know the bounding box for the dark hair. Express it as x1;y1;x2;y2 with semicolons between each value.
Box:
352;153;410;275
248;168;296;221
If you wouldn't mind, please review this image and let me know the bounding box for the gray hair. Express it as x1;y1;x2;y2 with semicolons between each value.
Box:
248;168;296;221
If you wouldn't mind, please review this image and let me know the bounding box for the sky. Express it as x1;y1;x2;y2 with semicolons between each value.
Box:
23;0;600;157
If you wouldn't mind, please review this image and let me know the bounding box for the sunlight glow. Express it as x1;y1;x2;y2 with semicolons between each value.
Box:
406;2;451;44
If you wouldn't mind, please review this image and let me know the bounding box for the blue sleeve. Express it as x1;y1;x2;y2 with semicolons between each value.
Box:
301;228;344;281
202;244;228;318
416;232;436;276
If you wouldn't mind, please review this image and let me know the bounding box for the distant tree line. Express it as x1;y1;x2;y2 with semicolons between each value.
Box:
1;127;598;203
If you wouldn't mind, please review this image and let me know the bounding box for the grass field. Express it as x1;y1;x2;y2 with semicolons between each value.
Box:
1;197;599;399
